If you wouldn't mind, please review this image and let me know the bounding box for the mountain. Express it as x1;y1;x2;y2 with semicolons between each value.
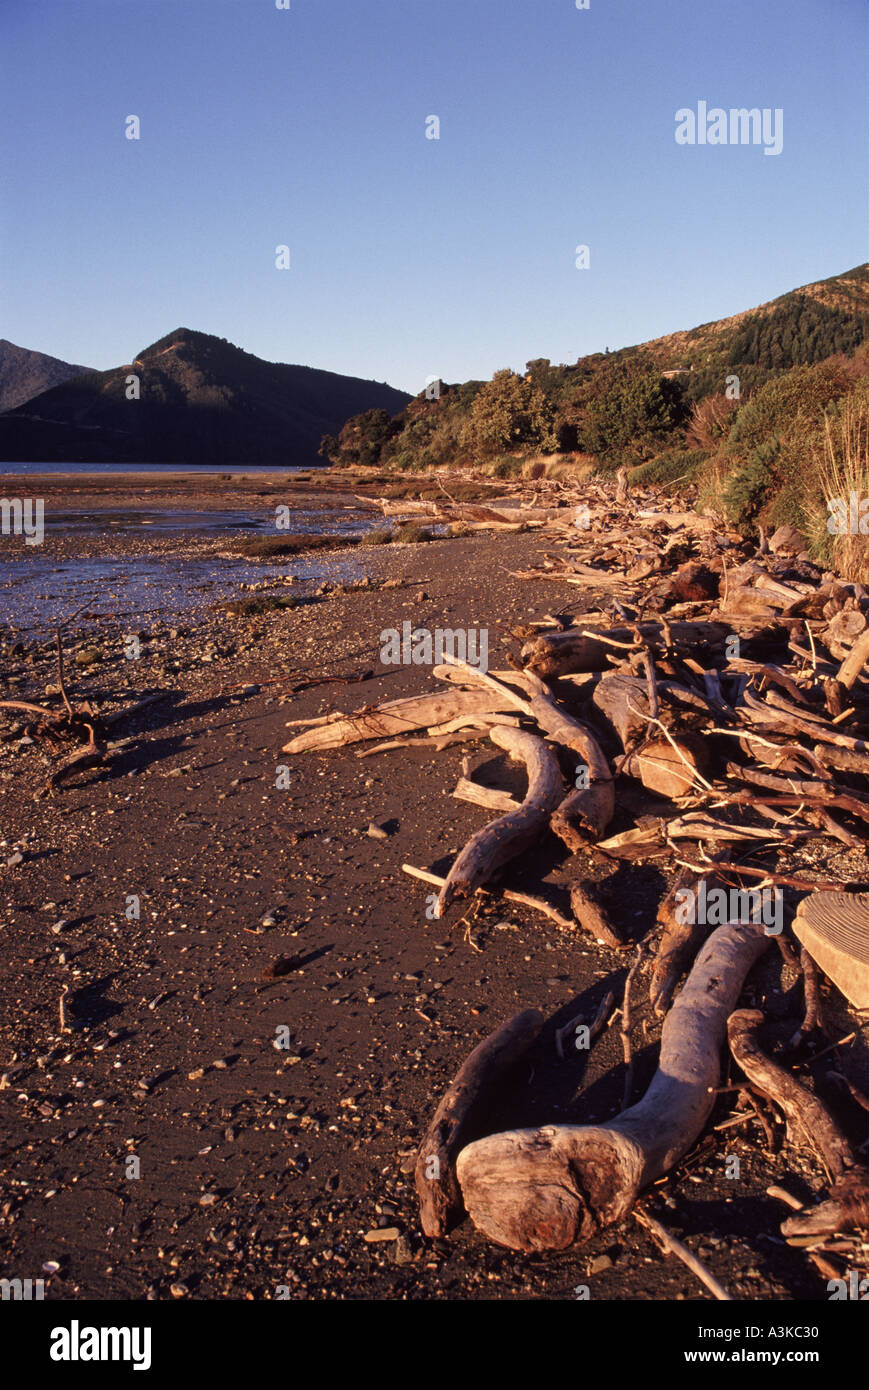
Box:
0;329;412;465
0;339;90;413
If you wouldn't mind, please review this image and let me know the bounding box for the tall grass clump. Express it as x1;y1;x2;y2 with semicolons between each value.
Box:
804;390;869;579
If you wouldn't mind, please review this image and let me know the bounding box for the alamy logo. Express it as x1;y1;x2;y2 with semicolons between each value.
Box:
675;103;783;156
0;1277;45;1300
49;1320;152;1371
380;622;488;671
0;497;44;546
827;492;869;535
675;881;783;935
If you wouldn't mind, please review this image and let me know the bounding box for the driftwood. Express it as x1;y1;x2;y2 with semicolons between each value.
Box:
282;687;511;752
440;656;614;844
0;629;159;792
521;621;731;678
454;920;770;1251
436;726;564;916
415;1009;544;1237
727;1009;869;1237
837;628;869;689
569;882;625;951
401;863;575;934
792;891;869;1010
452;776;518;813
649;859;730;1016
278;474;869;1280
591;674;710;797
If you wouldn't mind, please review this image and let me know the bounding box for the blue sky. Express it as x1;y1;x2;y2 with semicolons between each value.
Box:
1;0;866;394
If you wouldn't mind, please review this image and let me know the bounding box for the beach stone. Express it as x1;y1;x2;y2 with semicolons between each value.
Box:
769;525;808;555
74;647;102;666
391;1234;413;1264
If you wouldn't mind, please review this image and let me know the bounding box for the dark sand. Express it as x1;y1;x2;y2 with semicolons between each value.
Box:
1;474;866;1301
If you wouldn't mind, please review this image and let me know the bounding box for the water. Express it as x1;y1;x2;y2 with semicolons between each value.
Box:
0;493;379;630
0;462;318;476
0;552;363;632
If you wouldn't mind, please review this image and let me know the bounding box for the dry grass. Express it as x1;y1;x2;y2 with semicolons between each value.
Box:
520;452;597;482
804;395;869;580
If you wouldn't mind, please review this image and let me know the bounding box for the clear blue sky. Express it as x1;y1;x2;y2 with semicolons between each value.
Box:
1;0;866;394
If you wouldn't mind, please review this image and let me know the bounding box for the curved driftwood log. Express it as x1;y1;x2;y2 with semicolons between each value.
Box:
455;920;770;1251
727;1008;869;1237
436;726;563;916
523;670;614;846
415;1008;544;1237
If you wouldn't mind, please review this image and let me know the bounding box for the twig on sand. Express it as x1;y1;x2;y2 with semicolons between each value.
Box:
633;1208;733;1301
620;945;645;1111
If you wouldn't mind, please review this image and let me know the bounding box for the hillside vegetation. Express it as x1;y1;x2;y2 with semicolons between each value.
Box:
323;264;869;575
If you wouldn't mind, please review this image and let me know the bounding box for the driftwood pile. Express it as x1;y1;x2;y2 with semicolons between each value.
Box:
284;478;869;1288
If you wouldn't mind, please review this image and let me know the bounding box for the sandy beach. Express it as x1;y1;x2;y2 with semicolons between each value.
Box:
1;471;865;1302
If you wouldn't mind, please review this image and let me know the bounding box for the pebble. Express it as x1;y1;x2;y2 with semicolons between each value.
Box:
589;1254;613;1274
363;1227;400;1243
366;823;388;840
391;1234;413;1265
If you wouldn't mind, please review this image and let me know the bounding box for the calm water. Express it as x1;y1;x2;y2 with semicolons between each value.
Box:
0;551;363;632
0;462;316;476
0;489;377;630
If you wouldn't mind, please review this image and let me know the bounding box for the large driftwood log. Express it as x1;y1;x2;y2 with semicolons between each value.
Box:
437;726;564;916
727;1009;869;1238
415;1009;544;1237
591;674;710;798
521;622;731;678
455;920;770;1251
282;687;510;752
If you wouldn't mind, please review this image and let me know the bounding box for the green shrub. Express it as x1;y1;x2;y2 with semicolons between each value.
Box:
722;440;780;525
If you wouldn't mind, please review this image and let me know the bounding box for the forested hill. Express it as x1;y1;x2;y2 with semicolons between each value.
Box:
323;264;869;480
